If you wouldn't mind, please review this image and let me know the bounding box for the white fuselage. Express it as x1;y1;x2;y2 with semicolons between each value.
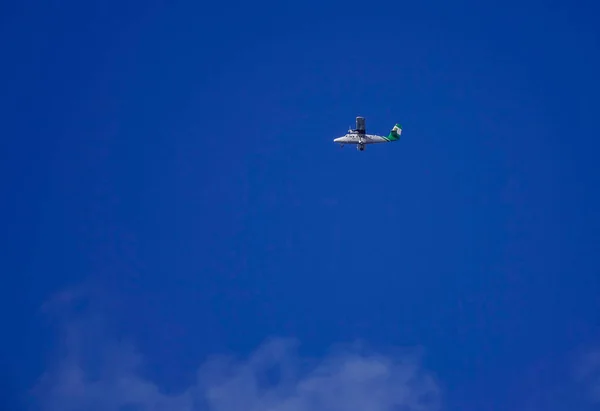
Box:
334;131;388;145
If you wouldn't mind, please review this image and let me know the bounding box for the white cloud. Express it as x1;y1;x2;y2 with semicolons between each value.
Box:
32;291;441;411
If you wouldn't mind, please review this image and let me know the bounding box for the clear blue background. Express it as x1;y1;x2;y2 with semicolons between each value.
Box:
2;0;599;409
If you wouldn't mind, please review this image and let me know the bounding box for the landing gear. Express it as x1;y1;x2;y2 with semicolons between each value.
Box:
357;144;365;151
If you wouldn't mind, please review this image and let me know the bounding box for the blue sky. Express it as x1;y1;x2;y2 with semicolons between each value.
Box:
2;0;600;410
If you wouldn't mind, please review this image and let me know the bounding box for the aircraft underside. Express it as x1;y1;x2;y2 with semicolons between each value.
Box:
337;135;387;150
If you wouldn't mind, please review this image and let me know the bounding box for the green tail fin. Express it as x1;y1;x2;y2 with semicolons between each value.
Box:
386;124;402;141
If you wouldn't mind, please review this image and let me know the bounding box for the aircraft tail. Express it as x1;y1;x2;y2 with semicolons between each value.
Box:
386;124;402;141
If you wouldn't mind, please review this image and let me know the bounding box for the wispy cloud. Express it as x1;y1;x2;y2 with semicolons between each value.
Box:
32;289;441;411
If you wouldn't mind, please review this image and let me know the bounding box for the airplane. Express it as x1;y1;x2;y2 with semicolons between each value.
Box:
334;116;402;151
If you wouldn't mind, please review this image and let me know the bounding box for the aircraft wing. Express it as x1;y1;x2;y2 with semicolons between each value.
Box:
355;116;366;133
